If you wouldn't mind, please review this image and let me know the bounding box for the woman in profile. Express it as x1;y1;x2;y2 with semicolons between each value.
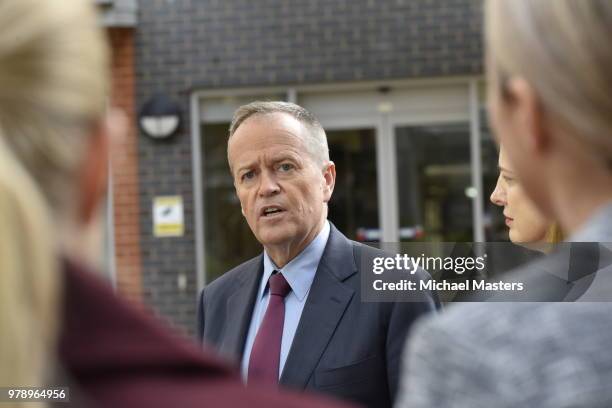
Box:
481;146;563;281
490;147;563;245
0;1;347;408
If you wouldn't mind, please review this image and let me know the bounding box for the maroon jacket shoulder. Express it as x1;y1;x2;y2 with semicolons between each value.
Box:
58;259;354;408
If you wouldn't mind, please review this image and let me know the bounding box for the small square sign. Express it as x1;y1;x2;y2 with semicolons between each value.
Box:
153;196;184;237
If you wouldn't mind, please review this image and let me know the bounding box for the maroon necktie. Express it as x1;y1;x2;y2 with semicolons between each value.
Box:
247;272;291;384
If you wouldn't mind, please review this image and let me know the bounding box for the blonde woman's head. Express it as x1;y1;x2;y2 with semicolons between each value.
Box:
0;0;109;217
0;0;112;400
490;146;551;243
485;0;612;226
490;146;566;244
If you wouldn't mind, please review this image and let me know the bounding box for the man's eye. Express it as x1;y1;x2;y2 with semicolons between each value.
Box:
279;163;294;172
242;171;255;181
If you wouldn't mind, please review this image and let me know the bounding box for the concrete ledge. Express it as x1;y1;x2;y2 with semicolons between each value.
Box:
96;0;138;27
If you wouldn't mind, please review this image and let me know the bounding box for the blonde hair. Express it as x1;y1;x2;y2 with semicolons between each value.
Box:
0;0;109;402
0;137;58;398
486;0;612;166
0;0;109;216
545;223;564;244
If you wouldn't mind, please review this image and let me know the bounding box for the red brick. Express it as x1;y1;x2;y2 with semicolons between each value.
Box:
107;27;143;303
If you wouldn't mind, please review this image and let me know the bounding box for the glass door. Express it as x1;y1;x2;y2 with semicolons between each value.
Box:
395;123;473;242
326;128;380;242
201;123;261;283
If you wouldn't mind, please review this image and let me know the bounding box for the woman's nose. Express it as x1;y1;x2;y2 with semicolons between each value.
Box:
490;176;506;206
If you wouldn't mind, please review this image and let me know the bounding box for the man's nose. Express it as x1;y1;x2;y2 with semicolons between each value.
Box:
490;176;506;207
258;170;280;197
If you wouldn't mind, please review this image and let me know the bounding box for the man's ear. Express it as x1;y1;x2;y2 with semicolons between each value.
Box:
506;77;550;155
77;109;127;225
322;161;336;203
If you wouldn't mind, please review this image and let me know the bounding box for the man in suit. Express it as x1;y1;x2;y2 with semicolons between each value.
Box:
197;101;438;408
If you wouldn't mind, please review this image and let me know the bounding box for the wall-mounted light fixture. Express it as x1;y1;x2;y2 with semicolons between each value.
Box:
139;94;181;139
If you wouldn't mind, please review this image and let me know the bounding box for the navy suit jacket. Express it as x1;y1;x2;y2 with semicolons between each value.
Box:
198;224;438;408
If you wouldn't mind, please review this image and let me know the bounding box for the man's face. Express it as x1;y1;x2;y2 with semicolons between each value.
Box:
228;112;335;250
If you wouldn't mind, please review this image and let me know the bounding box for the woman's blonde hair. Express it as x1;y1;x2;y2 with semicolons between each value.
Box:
545;223;564;244
0;136;58;398
0;0;109;216
486;0;612;166
0;0;109;402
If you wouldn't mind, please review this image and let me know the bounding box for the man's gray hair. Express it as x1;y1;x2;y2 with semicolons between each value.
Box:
229;101;330;166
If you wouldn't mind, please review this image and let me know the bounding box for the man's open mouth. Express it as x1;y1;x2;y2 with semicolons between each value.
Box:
261;206;285;217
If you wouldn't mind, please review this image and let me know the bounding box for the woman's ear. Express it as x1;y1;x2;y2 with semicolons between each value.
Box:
77;109;127;226
506;77;550;156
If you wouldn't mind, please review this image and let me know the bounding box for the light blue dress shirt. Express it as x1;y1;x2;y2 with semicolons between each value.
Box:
241;220;331;381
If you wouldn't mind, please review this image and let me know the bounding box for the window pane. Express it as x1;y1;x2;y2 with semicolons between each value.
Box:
202;123;260;283
327;128;379;242
395;123;473;242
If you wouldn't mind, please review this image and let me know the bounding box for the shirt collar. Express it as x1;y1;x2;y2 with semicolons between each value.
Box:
260;220;331;301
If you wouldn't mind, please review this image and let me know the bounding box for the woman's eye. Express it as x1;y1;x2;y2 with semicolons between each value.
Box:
503;175;514;184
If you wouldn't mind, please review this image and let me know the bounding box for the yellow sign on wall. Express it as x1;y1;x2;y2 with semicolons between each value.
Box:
153;196;184;237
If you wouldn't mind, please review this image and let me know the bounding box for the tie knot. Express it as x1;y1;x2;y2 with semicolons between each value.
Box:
269;272;291;297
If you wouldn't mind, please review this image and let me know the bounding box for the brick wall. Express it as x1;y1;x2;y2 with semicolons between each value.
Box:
108;28;143;304
136;0;483;91
134;0;484;335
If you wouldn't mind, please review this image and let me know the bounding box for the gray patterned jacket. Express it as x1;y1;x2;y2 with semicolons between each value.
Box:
396;204;612;408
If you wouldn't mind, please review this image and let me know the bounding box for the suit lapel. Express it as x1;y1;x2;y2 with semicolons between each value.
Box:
280;224;357;388
219;255;263;360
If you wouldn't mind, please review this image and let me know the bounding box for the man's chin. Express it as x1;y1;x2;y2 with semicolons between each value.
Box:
256;225;296;247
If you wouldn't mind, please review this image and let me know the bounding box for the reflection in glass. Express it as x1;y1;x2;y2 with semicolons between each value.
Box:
396;124;473;242
201;123;261;283
327;129;379;242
